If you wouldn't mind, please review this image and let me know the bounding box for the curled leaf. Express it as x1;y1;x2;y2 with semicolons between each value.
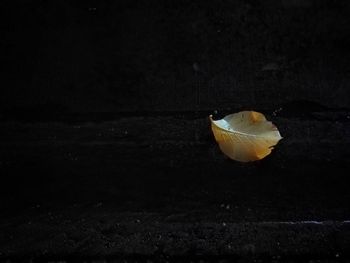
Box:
210;111;282;162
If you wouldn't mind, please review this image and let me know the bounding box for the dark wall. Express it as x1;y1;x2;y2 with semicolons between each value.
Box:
2;0;350;115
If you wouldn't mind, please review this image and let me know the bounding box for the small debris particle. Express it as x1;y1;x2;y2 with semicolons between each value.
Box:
193;62;200;72
262;62;279;71
272;107;283;116
94;202;103;207
225;204;230;210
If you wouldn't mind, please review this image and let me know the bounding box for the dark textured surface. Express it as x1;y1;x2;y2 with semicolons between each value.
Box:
1;215;350;260
1;0;350;260
1;113;350;259
1;0;350;114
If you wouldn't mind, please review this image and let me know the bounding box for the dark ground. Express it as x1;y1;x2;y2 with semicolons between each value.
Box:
1;0;350;261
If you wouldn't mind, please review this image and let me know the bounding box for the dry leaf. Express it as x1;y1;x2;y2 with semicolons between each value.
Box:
210;111;282;162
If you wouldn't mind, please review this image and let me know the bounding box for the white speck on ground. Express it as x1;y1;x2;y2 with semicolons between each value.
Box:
262;62;280;71
193;62;200;72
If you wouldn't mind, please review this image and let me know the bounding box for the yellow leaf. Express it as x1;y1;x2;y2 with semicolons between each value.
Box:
210;111;282;162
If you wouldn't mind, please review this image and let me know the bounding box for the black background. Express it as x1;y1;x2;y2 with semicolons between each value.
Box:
2;0;350;114
1;0;350;260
